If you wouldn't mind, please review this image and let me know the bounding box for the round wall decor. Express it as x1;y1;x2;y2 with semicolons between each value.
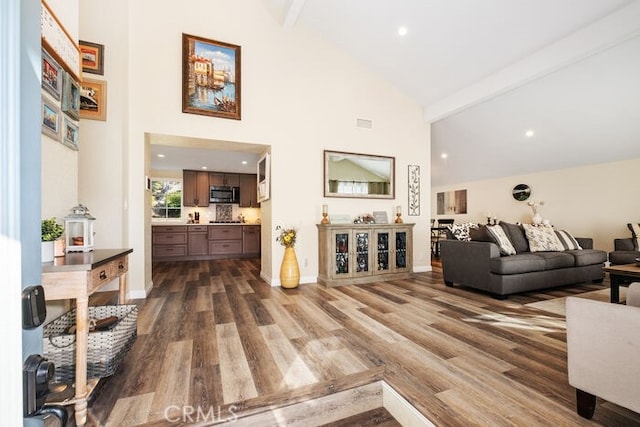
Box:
512;184;531;201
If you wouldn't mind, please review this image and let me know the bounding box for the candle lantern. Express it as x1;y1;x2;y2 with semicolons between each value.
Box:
394;205;403;224
64;204;96;252
321;204;330;224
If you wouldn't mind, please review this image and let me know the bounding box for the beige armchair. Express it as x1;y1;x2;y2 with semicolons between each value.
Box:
566;282;640;419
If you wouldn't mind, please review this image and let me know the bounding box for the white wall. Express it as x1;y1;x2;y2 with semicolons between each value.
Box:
78;0;128;251
74;0;430;296
432;158;640;252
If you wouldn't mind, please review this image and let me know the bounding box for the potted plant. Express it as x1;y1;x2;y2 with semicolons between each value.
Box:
41;218;64;262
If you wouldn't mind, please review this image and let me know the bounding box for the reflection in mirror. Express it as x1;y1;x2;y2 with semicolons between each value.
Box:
324;150;395;199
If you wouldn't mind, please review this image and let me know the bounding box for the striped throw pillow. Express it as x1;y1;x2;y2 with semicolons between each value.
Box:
628;223;640;251
555;230;582;250
486;225;516;255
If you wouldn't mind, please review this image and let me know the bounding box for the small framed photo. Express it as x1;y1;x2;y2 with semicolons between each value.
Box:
41;97;62;141
79;40;104;75
42;49;63;100
373;211;389;224
79;78;107;121
61;73;80;120
182;33;241;120
62;118;79;151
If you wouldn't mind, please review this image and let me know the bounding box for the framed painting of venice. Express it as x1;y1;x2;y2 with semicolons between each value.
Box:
182;33;241;120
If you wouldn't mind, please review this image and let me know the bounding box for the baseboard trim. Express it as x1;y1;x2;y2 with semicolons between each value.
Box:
261;271;317;287
382;381;435;427
413;265;432;273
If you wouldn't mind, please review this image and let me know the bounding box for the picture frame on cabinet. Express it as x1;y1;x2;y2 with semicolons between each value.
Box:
79;40;104;75
62;118;79;151
182;33;241;120
42;49;63;100
61;72;80;120
41;97;62;141
79;77;107;121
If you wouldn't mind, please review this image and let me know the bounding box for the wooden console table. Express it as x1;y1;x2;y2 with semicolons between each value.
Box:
41;248;133;427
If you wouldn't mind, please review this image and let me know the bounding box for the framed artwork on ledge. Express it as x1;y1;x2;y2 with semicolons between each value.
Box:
79;78;107;121
62;118;79;151
61;72;80;120
182;33;241;120
42;49;62;100
41;97;62;141
79;40;104;75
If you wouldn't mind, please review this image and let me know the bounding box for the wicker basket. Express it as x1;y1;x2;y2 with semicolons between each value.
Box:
43;304;138;383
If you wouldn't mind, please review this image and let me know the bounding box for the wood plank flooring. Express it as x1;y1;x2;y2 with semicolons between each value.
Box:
79;258;640;426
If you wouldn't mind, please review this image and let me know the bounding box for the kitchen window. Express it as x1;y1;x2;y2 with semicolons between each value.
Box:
151;178;182;218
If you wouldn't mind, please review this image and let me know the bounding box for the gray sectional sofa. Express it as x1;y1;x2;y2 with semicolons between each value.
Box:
440;223;607;299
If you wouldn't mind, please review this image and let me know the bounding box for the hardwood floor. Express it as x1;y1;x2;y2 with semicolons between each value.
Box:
80;258;640;426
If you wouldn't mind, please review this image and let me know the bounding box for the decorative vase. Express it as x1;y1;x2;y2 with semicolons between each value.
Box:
532;213;543;225
41;241;54;263
280;247;300;289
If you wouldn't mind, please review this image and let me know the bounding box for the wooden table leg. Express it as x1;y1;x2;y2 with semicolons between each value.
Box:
118;272;128;304
74;296;89;427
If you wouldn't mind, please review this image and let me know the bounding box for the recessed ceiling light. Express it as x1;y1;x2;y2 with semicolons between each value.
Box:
525;130;534;137
441;153;448;159
157;154;165;158
201;166;207;170
241;160;248;165
398;26;408;36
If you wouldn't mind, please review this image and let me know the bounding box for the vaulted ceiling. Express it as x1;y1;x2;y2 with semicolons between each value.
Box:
273;0;640;186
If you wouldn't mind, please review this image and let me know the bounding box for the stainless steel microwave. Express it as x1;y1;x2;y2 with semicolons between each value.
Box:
210;186;240;204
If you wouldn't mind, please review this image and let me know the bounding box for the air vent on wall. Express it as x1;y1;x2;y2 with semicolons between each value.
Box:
356;118;372;129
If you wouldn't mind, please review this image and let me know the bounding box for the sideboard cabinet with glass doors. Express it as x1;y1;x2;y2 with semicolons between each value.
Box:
317;223;414;286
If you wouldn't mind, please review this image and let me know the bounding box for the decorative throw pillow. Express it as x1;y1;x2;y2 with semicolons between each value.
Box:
447;222;479;241
469;225;497;243
485;225;516;255
522;224;564;252
627;223;640;251
499;221;529;253
555;230;582;250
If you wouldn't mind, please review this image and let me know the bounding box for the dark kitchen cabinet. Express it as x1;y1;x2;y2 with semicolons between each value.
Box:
183;170;210;207
242;225;261;255
239;174;260;208
152;226;188;258
209;172;240;187
208;226;243;255
188;225;208;255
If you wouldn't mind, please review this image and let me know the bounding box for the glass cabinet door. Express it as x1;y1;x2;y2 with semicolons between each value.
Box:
353;230;371;277
395;230;408;270
375;231;390;272
333;231;349;277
